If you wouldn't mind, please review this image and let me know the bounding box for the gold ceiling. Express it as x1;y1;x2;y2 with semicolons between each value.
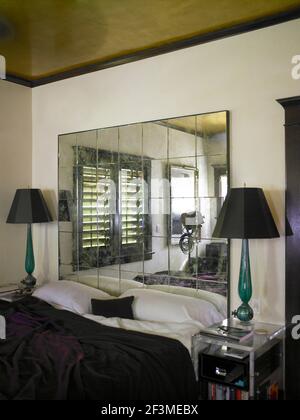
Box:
163;112;227;136
0;0;300;81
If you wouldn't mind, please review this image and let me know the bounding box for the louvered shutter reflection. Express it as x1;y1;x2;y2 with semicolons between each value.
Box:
82;166;111;249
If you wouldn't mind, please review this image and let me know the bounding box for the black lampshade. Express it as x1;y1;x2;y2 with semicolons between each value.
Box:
213;188;280;239
286;217;293;237
6;189;53;224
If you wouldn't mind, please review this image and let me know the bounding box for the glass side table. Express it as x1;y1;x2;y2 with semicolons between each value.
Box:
192;319;286;400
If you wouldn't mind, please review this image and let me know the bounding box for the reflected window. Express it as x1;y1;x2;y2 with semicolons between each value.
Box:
170;165;197;238
82;166;112;249
214;166;228;215
220;174;228;199
76;146;152;268
121;168;144;246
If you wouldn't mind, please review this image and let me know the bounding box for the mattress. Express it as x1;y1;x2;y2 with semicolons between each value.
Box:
0;296;198;400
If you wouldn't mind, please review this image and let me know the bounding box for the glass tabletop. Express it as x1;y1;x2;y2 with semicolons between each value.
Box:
194;318;285;352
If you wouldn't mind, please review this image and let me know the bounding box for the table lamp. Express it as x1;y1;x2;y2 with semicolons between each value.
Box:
7;189;53;289
212;187;280;323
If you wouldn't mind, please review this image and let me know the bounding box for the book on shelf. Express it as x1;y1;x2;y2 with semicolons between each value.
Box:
258;381;279;401
207;382;279;401
268;383;279;400
201;325;254;343
207;383;249;401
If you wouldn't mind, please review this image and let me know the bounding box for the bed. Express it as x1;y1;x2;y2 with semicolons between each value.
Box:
0;281;225;400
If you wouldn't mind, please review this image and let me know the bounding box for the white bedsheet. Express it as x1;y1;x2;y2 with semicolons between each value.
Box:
84;314;202;353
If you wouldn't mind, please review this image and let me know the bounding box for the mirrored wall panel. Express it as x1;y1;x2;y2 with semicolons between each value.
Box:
58;111;229;299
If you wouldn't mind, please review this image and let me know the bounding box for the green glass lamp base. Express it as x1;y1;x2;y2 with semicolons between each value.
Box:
23;224;37;290
233;303;254;324
233;239;254;323
22;274;37;289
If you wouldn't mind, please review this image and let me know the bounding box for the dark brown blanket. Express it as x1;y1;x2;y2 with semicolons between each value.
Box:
0;297;197;400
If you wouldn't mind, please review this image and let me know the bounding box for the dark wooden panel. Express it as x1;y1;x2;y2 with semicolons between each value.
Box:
279;97;300;400
285;125;300;322
278;97;300;107
278;98;300;125
286;329;300;400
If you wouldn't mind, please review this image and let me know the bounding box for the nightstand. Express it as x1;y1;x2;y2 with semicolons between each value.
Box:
192;319;285;400
0;292;25;302
0;283;32;302
0;284;19;294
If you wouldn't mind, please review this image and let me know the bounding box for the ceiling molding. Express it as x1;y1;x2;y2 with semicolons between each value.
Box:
5;73;33;87
6;7;300;89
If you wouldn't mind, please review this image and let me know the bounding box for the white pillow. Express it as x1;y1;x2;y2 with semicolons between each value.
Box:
121;289;224;327
66;275;144;297
147;284;227;318
33;280;111;315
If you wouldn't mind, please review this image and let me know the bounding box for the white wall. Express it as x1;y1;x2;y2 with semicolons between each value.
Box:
32;19;300;324
0;80;32;285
